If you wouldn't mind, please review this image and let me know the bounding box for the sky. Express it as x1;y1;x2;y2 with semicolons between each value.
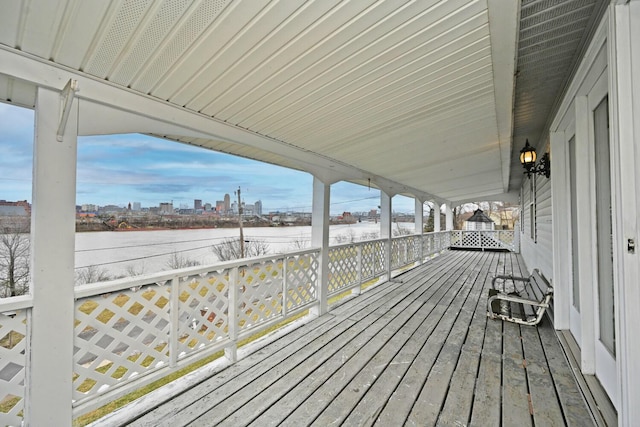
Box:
0;102;417;215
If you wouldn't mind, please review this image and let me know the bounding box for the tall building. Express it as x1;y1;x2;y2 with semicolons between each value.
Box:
132;202;141;211
159;202;173;214
224;193;231;213
215;200;224;212
194;199;202;210
255;200;262;216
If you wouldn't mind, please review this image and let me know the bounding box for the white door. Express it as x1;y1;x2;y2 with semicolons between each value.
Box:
591;90;617;406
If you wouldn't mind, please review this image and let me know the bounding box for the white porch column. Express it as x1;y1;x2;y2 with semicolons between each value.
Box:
311;177;330;316
415;198;424;264
550;130;570;330
26;86;78;425
610;3;640;425
445;203;454;230
380;192;392;280
433;202;441;232
414;198;424;234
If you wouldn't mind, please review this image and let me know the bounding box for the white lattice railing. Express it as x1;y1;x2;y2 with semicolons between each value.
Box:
0;231;457;425
0;295;30;427
71;248;319;414
450;230;517;252
327;232;452;297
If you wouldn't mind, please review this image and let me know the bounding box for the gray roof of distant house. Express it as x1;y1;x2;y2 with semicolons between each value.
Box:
0;205;28;216
467;209;494;223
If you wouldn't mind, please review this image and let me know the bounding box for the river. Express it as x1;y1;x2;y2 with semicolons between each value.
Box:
75;222;415;278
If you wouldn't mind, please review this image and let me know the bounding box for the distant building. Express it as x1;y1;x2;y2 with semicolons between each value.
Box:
255;200;262;216
215;200;224;212
224;194;231;212
159;202;174;214
81;204;97;212
99;205;123;214
464;209;495;231
0;205;28;216
0;200;31;215
204;203;212;211
194;199;202;210
132;202;141;211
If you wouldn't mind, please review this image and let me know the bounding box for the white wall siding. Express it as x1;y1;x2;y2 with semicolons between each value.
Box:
520;174;553;281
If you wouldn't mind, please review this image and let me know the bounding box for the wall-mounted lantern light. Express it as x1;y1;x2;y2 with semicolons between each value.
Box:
519;139;550;179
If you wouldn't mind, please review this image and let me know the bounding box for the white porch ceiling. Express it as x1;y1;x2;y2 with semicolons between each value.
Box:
0;0;605;204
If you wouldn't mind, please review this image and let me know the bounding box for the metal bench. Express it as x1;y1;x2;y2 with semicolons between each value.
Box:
487;268;553;326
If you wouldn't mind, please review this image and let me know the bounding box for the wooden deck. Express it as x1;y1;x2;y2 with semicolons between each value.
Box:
125;250;595;427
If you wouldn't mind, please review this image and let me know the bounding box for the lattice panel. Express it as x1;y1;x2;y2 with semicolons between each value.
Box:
328;246;358;294
497;231;515;250
285;253;319;311
237;260;283;331
362;241;386;280
450;231;514;250
177;270;230;358
0;309;27;427
423;234;434;256
390;239;403;269
450;231;463;246
73;284;171;400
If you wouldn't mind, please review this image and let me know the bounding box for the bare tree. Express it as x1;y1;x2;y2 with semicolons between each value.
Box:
334;229;357;244
360;231;380;241
289;235;309;251
211;238;270;261
0;221;30;297
75;265;113;286
166;252;200;269
393;224;412;237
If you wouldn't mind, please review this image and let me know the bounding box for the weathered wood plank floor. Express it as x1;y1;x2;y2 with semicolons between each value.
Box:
127;250;594;427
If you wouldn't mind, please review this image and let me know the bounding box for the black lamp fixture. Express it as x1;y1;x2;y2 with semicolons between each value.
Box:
519;139;550;179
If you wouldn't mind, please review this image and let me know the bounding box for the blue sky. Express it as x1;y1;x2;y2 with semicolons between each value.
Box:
0;102;416;214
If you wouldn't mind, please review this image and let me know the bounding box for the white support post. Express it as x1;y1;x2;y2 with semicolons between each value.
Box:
353;245;362;296
380;192;392;280
445;203;454;231
310;177;330;316
433;202;441;232
415;199;424;264
169;277;180;367
550;130;571;330
225;267;239;363
610;2;640;424
282;256;289;318
25;86;78;426
574;95;596;375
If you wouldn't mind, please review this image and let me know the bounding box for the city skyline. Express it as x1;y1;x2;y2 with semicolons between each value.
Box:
0;102;418;215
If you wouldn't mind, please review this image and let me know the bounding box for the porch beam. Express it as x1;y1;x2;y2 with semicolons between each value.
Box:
25;86;78;426
433;202;441;232
311;177;330;316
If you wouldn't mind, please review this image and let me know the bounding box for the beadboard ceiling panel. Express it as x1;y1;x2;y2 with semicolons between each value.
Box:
0;0;607;203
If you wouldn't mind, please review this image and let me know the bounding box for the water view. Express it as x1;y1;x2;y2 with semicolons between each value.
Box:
75;222;415;279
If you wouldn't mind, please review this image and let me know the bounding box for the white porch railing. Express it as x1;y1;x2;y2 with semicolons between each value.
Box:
0;230;461;425
449;230;518;252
